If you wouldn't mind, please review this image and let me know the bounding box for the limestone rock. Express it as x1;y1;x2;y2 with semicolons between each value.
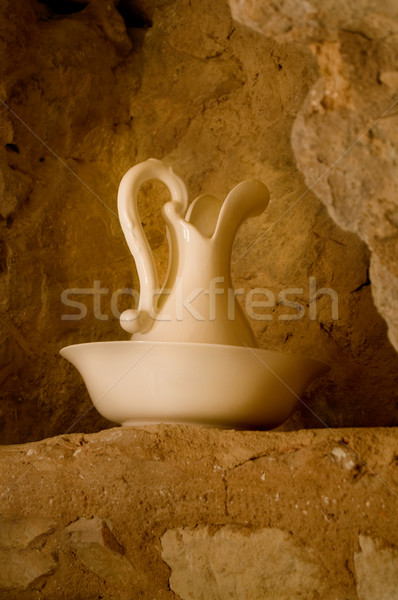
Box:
354;535;398;600
229;0;398;352
371;254;398;350
161;525;326;599
0;425;396;599
0;516;57;591
65;517;135;587
0;516;55;549
0;548;57;591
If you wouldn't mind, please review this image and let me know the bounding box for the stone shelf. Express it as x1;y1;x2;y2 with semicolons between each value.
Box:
0;425;397;599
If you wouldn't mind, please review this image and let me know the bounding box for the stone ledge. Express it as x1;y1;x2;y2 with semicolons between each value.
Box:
0;425;397;599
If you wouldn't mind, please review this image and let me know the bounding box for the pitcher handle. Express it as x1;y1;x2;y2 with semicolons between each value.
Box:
117;158;188;333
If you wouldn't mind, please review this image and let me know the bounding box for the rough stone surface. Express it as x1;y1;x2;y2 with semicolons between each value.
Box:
354;535;398;600
0;548;57;591
229;0;398;351
161;525;327;599
65;517;135;588
0;0;138;442
0;425;396;598
0;516;57;590
1;0;398;443
0;516;55;549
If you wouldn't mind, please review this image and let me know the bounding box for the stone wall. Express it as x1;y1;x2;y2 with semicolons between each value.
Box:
229;0;398;351
1;0;398;444
0;425;397;599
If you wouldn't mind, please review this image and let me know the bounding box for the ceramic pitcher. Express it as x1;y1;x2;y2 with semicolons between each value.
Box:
117;158;269;347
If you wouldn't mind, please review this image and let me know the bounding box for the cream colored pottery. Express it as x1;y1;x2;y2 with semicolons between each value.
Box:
117;158;269;346
61;159;328;429
60;341;328;429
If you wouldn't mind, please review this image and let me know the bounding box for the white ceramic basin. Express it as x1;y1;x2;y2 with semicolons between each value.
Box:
60;341;328;429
